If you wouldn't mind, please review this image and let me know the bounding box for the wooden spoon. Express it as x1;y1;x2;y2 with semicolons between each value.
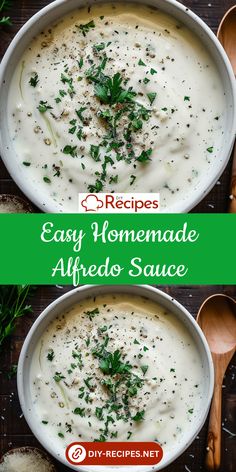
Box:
217;6;236;213
0;447;57;471
197;294;236;470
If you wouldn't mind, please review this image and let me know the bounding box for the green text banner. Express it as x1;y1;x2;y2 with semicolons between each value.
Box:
0;214;234;285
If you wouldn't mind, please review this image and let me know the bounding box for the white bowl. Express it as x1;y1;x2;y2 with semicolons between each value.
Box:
0;0;236;213
17;285;214;471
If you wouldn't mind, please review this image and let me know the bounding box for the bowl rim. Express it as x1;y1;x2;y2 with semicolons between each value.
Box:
17;284;214;471
0;0;236;213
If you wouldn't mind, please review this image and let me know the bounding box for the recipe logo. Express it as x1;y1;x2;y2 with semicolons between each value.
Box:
78;193;160;213
65;442;163;466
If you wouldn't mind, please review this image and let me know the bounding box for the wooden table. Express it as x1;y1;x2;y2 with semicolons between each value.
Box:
0;0;235;212
0;285;236;471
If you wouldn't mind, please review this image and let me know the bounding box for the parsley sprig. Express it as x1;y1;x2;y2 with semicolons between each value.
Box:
94;72;136;106
76;20;95;37
0;286;33;349
90;334;145;440
0;0;12;26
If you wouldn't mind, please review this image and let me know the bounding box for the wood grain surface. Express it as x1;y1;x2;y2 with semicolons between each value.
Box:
0;285;236;471
0;0;236;212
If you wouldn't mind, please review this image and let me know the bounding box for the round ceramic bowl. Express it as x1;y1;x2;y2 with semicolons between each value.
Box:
0;0;236;213
17;285;214;471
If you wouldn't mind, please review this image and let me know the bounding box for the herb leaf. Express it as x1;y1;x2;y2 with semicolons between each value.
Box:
207;146;214;153
0;286;33;349
73;407;85;416
53;372;65;382
133;410;145;421
84;307;99;321
77;20;95;37
147;92;157;105
94;72;136;105
136;148;152;162
0;1;12;26
63;145;77;157
29;73;39;88
37;101;53;113
47;349;54;361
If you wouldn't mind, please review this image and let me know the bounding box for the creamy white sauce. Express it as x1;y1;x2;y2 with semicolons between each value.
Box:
30;294;204;456
7;3;225;212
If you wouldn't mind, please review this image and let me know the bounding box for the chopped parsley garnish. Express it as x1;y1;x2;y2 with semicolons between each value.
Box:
109;175;118;184
61;73;75;97
90;144;101;161
72;349;83;369
188;408;194;414
98;325;108;333
47;349;54;361
71;50;154;192
138;59;146;66
150;68;157;75
63;145;77;157
133;410;145;421
43;176;51;184
73;407;85;417
207;146;214;153
76;106;87;123
61;73;71;85
96;407;104;420
88;179;104;193
136;148;152;162
184;96;190;101
84;307;99;321
53;372;65;382
140;365;149;375
29;73;39;87
78;57;84;69
147;92;157;105
58;432;64;438
99;350;132;376
22;161;31;166
84;376;94;391
93;42;106;52
37;100;53;113
42;420;48;425
69;125;76;134
94;72;136;105
77;20;95;36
